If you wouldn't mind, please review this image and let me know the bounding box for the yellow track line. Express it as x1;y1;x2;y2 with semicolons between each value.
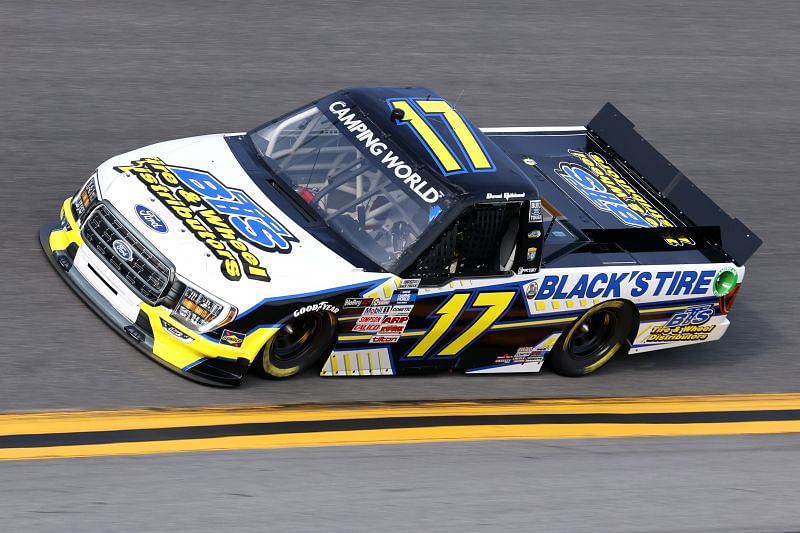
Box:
2;393;800;436
3;420;800;461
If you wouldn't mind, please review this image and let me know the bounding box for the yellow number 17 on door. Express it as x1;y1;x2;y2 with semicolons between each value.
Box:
387;98;496;176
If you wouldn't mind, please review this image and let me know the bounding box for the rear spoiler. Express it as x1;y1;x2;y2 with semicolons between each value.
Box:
587;103;762;265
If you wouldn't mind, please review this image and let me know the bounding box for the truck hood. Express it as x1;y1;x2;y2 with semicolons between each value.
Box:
95;134;385;312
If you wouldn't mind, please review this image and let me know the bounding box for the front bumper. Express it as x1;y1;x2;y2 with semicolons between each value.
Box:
39;198;276;387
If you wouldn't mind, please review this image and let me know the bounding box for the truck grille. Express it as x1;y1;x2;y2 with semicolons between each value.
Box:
82;204;173;304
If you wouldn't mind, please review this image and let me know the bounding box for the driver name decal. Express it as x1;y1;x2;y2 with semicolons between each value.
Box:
115;157;298;283
328;101;441;204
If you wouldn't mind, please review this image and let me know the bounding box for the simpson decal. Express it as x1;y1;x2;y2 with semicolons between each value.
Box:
555;150;674;228
115;158;298;282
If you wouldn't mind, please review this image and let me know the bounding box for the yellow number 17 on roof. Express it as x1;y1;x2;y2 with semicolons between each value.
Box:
388;98;495;176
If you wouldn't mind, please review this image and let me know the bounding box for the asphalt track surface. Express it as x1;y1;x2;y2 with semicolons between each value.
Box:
0;435;797;532
2;0;798;411
2;1;800;530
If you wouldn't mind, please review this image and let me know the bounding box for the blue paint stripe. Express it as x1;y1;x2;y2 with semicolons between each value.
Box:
181;358;206;372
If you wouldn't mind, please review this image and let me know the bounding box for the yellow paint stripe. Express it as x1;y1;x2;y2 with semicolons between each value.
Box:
3;393;800;437
3;421;800;461
491;317;575;329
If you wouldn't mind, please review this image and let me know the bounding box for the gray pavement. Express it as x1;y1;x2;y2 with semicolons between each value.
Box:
2;436;800;532
1;0;799;410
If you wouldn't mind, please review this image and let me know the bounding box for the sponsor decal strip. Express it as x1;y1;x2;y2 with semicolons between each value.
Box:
3;394;800;460
338;298;719;342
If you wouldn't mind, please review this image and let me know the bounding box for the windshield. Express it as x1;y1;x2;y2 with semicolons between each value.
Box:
249;105;443;270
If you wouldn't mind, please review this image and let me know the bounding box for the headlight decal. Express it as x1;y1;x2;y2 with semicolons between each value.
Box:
170;285;235;332
71;172;99;221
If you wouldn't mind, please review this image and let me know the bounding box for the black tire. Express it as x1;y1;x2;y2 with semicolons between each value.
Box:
548;300;636;377
253;311;337;379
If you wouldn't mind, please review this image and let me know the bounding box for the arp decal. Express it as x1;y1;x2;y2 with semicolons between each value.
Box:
534;270;717;300
555;150;674;228
115;157;298;282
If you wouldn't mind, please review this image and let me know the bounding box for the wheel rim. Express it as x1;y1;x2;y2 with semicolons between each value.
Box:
568;310;617;359
272;314;319;362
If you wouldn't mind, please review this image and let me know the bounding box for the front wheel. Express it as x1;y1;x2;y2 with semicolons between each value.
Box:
253;311;337;379
548;300;636;377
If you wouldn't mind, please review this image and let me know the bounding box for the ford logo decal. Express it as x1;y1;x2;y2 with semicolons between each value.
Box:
135;204;168;233
112;239;134;262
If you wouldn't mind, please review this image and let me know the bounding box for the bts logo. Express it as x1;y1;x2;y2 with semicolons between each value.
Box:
664;305;714;327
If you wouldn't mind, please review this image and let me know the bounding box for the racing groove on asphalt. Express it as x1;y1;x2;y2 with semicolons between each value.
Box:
1;1;798;410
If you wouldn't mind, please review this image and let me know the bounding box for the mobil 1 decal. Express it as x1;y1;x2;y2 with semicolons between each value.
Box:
115;157;298;282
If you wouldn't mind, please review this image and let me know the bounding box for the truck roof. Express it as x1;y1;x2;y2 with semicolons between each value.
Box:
331;87;539;204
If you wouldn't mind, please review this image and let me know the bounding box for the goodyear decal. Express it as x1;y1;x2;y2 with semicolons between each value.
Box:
115;158;298;282
556;150;674;228
535;270;717;300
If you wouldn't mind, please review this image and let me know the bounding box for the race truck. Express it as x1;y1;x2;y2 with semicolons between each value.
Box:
40;87;762;386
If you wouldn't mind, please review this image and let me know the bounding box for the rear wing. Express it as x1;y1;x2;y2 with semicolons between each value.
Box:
587;103;762;265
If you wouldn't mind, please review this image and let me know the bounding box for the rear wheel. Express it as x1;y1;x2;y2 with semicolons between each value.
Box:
548;300;636;377
254;311;336;379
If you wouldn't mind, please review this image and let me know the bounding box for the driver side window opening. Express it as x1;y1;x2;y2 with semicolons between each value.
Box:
403;202;523;282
